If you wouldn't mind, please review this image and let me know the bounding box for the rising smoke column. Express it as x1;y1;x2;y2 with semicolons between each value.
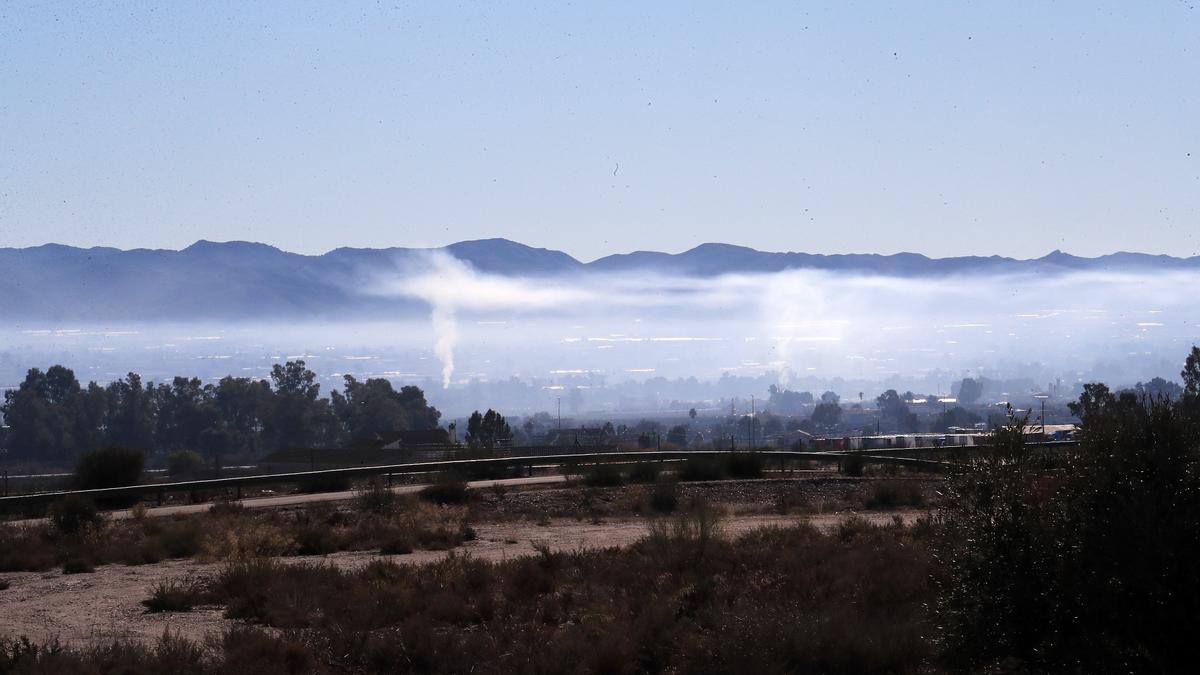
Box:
430;302;458;388
365;250;588;389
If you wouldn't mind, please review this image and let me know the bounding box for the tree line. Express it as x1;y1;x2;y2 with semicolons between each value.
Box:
0;361;441;463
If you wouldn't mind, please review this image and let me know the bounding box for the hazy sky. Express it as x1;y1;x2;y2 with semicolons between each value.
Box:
1;1;1197;260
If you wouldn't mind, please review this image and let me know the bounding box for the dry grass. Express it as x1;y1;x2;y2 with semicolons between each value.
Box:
165;507;935;673
0;489;476;572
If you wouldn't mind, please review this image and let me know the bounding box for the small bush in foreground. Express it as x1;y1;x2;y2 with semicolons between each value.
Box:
725;452;764;478
354;482;398;515
866;480;924;509
419;478;470;505
627;461;662;483
0;628;310;675
648;476;679;513
841;452;865;476
677;456;725;481
0;526;57;572
48;494;101;535
297;473;351;494
61;558;94;574
579;462;626;487
189;515;931;673
142;578;207;613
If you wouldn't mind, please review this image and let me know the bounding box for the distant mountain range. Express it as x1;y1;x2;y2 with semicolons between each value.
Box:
1;239;1195;321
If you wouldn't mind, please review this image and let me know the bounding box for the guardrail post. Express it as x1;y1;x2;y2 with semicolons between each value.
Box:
388;472;393;486
157;487;164;505
236;485;242;500
2;470;6;498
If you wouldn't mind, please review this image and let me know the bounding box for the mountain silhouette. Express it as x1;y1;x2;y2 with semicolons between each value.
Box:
0;239;1194;321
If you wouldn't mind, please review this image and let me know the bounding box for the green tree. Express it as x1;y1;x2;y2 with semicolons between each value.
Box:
465;409;511;449
103;373;156;452
264;361;323;450
936;382;1200;671
1182;345;1200;397
810;402;842;432
204;375;272;457
155;377;217;452
876;389;917;432
933;406;982;432
957;377;983;405
666;424;689;447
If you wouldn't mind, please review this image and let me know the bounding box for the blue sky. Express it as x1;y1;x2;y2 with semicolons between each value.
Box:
1;1;1197;260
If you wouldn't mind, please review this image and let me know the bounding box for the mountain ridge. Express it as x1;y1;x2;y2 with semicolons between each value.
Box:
1;238;1195;321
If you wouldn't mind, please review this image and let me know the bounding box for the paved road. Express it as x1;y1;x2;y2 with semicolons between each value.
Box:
4;475;568;527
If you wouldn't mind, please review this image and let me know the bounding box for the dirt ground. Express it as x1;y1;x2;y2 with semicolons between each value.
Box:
0;509;924;646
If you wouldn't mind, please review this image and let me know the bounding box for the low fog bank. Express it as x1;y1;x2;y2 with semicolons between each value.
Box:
1;263;1196;417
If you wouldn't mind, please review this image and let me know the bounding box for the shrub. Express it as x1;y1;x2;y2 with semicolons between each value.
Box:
725;452;764;478
151;521;205;559
865;480;924;509
627;461;662;484
201;520;291;561
580;463;626;487
220;626;315;674
166;450;206;477
298;473;351;494
677;456;725;481
142;578;206;613
420;478;470;505
379;535;414;555
62;558;94;574
648;476;679;513
355;482;398;515
934;397;1200;672
293;524;343;556
208;502;248;518
840;452;865;476
75;445;144;490
643;498;726;569
48;495;101;535
0;526;56;572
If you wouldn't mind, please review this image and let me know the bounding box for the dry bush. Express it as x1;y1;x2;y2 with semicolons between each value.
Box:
419;478;470;505
0;525;57;572
0;631;210;675
48;495;101;535
865;479;925;509
183;516;932;674
200;519;292;562
61;558;94;574
142;577;208;613
647;476;679;513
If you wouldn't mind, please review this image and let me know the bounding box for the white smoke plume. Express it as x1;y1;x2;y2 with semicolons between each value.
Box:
363;254;1200;391
368;251;590;387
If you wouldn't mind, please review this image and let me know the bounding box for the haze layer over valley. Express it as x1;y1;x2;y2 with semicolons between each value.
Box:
2;239;1195;416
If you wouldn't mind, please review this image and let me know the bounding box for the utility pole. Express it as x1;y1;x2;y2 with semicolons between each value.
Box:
557;397;562;431
1041;399;1046;436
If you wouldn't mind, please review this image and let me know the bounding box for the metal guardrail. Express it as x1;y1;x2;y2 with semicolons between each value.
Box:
0;449;948;509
